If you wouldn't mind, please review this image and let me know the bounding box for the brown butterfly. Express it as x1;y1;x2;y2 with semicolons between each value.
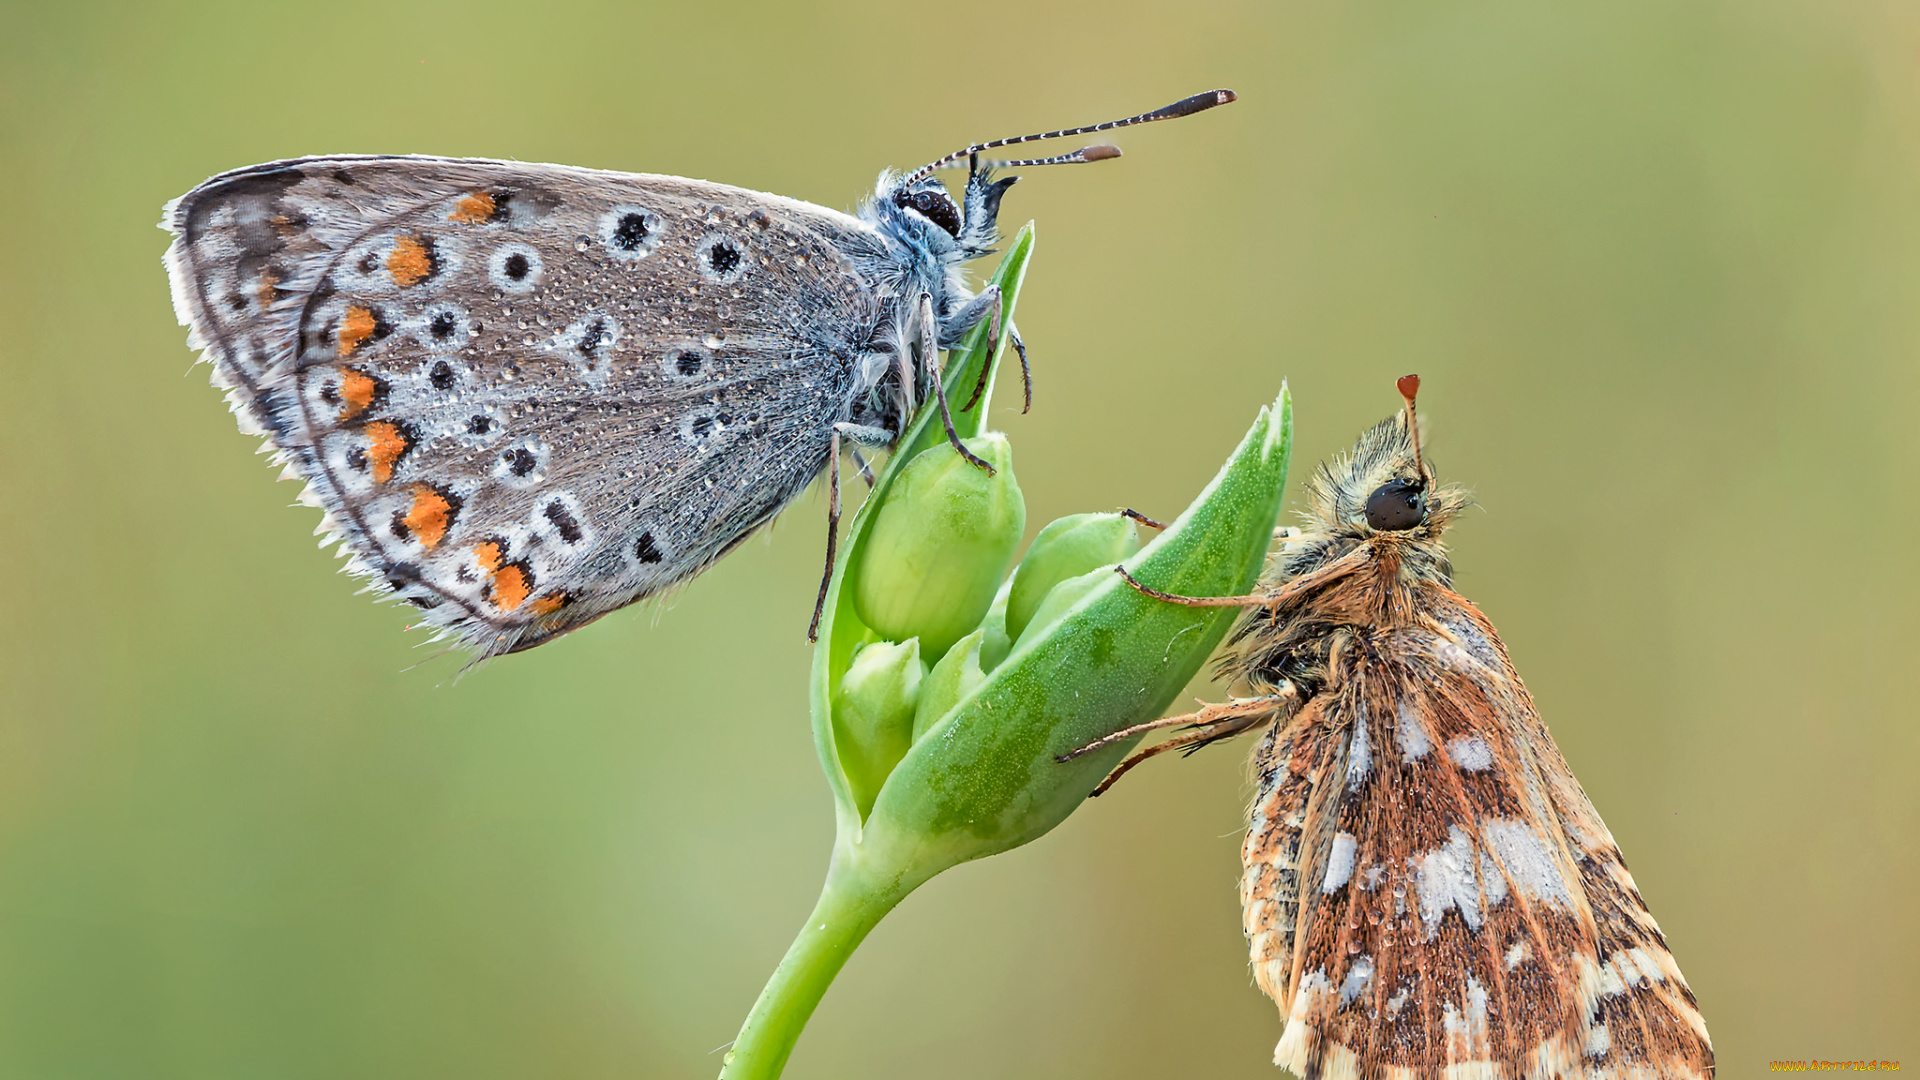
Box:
1069;377;1713;1079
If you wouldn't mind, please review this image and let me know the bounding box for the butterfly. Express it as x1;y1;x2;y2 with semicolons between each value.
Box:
1069;377;1714;1079
160;90;1236;657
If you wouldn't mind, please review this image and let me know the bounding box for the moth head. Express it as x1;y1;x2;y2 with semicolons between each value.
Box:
890;176;963;240
1305;375;1471;542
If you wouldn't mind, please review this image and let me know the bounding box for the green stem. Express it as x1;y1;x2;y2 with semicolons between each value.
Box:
717;854;914;1080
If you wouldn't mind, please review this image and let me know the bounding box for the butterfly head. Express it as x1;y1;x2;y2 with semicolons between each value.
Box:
872;168;1019;263
1302;376;1471;551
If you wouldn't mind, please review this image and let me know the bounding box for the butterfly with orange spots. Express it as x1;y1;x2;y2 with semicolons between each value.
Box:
159;91;1237;658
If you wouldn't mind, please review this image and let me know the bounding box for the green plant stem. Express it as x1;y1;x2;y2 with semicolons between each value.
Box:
718;855;917;1080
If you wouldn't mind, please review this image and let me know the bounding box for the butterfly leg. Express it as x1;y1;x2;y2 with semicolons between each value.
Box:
850;448;876;487
953;287;1004;413
918;292;994;475
1113;547;1371;608
1008;323;1032;414
1060;689;1295;763
808;428;845;643
1085;702;1288;797
807;422;894;640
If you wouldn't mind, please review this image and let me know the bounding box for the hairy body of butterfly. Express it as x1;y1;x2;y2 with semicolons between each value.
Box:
160;91;1234;657
1081;381;1712;1079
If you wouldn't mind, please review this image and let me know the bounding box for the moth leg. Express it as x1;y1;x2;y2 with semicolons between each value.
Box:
919;292;994;475
808;429;845;643
850;448;876;487
1009;322;1032;414
957;288;1005;414
1060;689;1294;763
1114;547;1371;609
1088;709;1279;798
1121;508;1166;530
938;284;1002;347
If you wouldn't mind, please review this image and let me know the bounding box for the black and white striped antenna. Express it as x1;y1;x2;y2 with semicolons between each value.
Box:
902;89;1237;185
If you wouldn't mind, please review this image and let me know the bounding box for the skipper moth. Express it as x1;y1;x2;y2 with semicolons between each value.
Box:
1073;377;1713;1079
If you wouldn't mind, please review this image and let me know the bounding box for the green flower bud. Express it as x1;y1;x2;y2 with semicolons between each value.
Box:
830;638;926;821
1012;566;1109;647
977;579;1014;674
1005;512;1141;643
913;628;986;742
853;434;1025;660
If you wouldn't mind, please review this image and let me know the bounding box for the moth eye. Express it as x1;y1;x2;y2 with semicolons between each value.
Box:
1363;479;1426;531
893;186;962;238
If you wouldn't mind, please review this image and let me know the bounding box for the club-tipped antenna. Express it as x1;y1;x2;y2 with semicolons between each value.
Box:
937;144;1123;171
902;89;1237;186
1396;374;1427;484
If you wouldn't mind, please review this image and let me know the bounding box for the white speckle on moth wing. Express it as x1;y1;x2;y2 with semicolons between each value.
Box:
1435;639;1480;671
1615;947;1667;989
1479;819;1574;909
1448;735;1493;771
1385;980;1414;1017
1346;702;1372;790
1584;1023;1612;1058
1294;967;1336;1010
1339;954;1374;1005
1414;825;1481;937
1323;832;1357;893
1396;699;1431;760
1478;847;1508;909
1505;940;1532;970
1439;975;1491;1058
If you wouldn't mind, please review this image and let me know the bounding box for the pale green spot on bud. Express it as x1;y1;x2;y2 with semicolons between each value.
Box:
976;580;1014;675
1005;512;1141;643
831;638;926;821
913;628;986;743
853;434;1025;660
1013;566;1110;648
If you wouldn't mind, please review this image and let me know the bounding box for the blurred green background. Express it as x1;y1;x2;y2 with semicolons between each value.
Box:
3;0;1915;1075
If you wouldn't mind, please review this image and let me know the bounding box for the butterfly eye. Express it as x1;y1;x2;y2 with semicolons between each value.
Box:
893;186;962;238
1364;479;1426;531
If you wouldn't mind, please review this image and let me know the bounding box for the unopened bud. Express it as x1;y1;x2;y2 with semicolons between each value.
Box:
1005;512;1140;643
853;434;1025;660
831;638;926;820
1014;567;1110;647
977;580;1014;674
913;629;986;742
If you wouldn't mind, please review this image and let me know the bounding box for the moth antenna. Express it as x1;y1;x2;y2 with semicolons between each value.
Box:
1397;373;1427;484
937;144;1123;171
902;89;1237;186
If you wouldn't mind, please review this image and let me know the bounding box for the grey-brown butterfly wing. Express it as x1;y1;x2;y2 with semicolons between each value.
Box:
163;155;892;655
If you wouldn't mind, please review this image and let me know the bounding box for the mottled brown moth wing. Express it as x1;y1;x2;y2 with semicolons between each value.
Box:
1246;592;1712;1080
163;156;886;655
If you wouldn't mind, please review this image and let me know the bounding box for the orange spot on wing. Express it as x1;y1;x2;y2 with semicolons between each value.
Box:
402;486;454;550
338;305;376;356
387;235;433;286
489;565;531;611
473;540;504;572
256;268;280;307
364;421;410;484
337;368;380;421
528;593;566;616
450;192;496;224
